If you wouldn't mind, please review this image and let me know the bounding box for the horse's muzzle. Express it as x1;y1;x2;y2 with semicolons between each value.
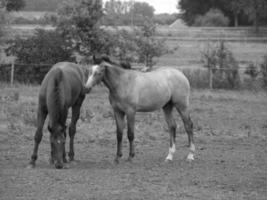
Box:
83;85;92;93
55;162;63;169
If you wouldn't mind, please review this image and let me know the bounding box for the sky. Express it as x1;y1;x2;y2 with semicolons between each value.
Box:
103;0;179;14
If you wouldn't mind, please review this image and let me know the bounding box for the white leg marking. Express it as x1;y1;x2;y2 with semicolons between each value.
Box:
190;143;196;152
186;152;194;161
165;144;176;161
187;143;195;161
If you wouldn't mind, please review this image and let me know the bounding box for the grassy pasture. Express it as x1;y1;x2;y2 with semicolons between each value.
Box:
0;84;266;200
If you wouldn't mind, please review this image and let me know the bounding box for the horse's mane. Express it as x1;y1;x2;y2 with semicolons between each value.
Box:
93;55;131;69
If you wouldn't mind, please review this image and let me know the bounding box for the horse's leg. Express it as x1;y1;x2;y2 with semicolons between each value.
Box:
114;109;125;163
163;102;177;162
61;108;68;163
28;104;47;168
176;107;195;161
69;96;84;162
126;111;136;162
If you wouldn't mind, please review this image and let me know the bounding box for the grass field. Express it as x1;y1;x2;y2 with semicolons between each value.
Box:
0;85;267;200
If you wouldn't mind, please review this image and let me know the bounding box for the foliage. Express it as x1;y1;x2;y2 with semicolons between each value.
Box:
102;0;154;26
11;13;57;25
108;29;138;63
260;55;267;88
178;0;267;27
0;8;7;40
5;29;74;64
242;0;267;32
56;0;105;57
194;9;229;27
245;62;259;80
153;13;177;25
134;19;169;68
201;41;240;89
1;0;25;11
22;0;63;11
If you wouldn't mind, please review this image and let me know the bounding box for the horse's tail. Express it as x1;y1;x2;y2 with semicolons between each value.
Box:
47;68;64;129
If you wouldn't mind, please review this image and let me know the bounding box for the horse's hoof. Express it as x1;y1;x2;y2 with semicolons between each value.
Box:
114;157;120;164
69;160;79;166
63;164;70;169
165;158;173;163
126;157;133;162
186;153;194;161
26;164;35;169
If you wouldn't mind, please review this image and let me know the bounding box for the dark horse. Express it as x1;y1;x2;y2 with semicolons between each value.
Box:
28;62;90;169
84;60;195;163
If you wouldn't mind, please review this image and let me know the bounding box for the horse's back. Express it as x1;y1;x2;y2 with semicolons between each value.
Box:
39;62;87;108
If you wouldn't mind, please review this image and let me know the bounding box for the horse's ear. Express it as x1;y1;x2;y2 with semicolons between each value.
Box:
48;125;52;132
93;55;96;64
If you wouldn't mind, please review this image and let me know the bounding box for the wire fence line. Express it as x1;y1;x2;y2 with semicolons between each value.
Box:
0;62;265;90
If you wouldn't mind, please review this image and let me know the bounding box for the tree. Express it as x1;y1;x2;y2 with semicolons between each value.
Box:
131;1;154;20
102;0;154;26
0;8;7;40
177;0;267;27
103;0;132;25
194;9;229;27
1;0;25;11
201;41;240;89
242;0;267;33
178;0;213;26
228;0;245;27
56;0;105;57
134;19;168;69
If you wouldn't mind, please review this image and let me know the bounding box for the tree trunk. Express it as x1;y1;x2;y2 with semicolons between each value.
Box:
234;13;239;27
209;68;213;90
253;8;260;34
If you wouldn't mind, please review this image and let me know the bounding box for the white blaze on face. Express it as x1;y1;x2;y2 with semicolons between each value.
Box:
85;65;99;89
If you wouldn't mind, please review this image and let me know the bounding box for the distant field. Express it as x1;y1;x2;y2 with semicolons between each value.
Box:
158;40;267;67
6;25;267;67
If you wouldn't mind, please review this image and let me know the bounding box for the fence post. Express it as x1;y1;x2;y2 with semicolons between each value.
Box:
10;62;15;86
209;68;213;89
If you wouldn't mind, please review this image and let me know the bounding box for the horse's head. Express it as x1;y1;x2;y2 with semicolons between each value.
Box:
48;125;66;169
85;63;108;91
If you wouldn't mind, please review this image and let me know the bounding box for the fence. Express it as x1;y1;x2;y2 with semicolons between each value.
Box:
0;62;266;90
0;63;52;85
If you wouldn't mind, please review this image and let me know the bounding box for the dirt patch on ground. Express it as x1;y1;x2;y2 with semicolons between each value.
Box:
0;86;267;200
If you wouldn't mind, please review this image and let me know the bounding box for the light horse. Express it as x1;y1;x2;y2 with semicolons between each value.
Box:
28;62;91;169
85;60;195;163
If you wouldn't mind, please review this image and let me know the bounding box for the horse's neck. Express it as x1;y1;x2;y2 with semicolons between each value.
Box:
103;66;125;94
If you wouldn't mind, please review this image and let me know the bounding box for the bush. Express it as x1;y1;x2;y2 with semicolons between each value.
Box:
245;62;259;80
201;40;240;89
194;9;229;27
6;29;74;64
